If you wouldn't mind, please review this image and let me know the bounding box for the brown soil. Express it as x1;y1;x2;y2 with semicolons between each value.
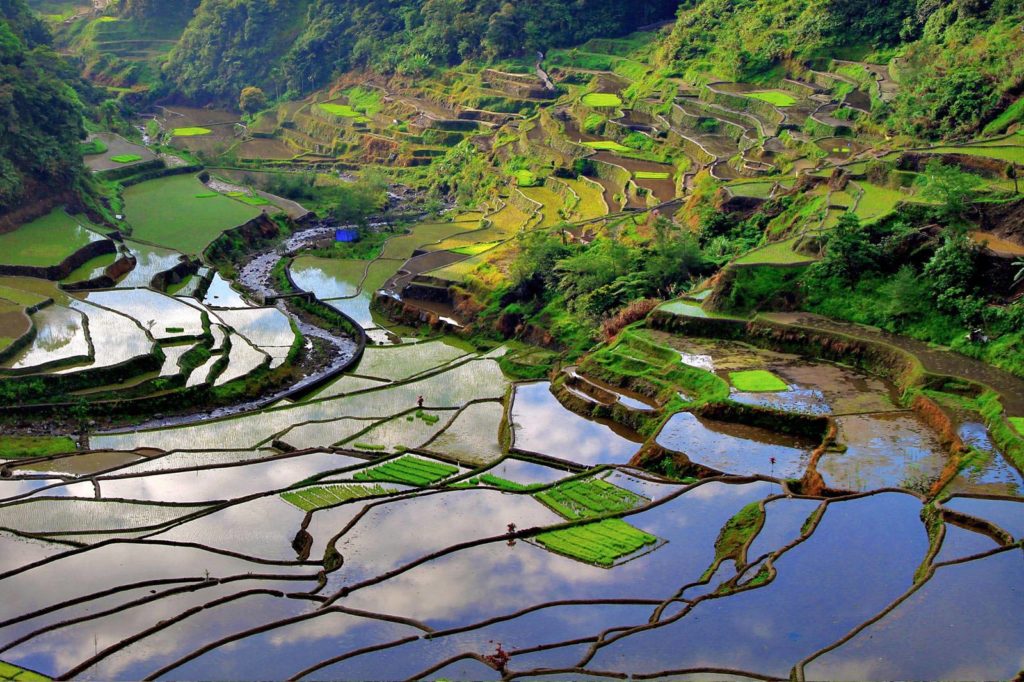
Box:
0;308;30;340
977;197;1024;246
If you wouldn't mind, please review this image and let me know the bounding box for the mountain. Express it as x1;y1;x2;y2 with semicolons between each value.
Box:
0;0;85;219
163;0;681;102
657;0;1024;138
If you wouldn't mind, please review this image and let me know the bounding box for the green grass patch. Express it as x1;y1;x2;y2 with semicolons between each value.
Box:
225;191;271;206
512;169;538;187
110;154;143;164
318;103;370;123
281;483;396;511
634;171;670;180
172;127;212;137
729;369;788;392
344;87;383;117
122;174;261;254
455;474;541;491
535;477;649;520
415;409;440;425
1009;417;1024;435
853;182;914;222
451;241;500;256
0;284;49;307
583;140;632;152
715;501;764;563
0;210;104;268
79;139;107;156
582;92;624;108
0;436;77;459
353;455;458;486
734;238;816;266
983;98;1024;135
536;518;658;567
581;328;731;406
746;90;797;107
925;145;1024;165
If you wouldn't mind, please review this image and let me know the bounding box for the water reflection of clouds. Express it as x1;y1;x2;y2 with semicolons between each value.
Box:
656;412;810;478
97;452;363;503
290;264;359;301
511;383;640;464
342;482;774;627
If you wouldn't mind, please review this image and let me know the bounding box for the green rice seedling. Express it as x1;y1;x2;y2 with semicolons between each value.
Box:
353;455;458;486
583;140;631;152
536;518;658;567
581;93;624;108
479;474;540;491
746;90;797;107
534;478;648;520
280;484;396;511
0;436;77;458
173;127;213;137
729;369;788;392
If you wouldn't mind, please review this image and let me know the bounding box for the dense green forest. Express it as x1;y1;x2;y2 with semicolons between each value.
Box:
162;0;680;101
658;0;1024;139
0;0;85;214
120;0;202;23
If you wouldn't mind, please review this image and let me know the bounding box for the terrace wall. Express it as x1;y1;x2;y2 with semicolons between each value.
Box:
0;299;51;365
701;84;786;128
62;253;138;292
0;238;117;281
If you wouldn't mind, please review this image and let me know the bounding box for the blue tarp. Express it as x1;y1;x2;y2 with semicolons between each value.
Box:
335;228;360;242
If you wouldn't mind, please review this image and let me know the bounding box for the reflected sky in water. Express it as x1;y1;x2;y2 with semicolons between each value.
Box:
511;382;641;464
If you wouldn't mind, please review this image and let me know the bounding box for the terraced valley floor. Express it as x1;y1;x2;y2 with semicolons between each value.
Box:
1;3;1023;680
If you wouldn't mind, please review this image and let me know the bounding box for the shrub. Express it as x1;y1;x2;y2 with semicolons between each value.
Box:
601;298;660;340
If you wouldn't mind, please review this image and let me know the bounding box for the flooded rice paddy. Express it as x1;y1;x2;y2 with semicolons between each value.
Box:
1;228;1021;680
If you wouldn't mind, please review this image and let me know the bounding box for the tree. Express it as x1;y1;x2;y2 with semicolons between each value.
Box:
916;158;983;228
239;86;267;114
812;212;879;283
922;231;980;321
331;169;388;226
1007;163;1018;194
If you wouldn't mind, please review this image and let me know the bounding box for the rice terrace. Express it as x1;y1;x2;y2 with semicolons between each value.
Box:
0;0;1022;680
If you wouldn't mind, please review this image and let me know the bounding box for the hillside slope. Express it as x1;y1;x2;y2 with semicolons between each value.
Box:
656;0;1024;139
163;0;681;103
0;0;85;222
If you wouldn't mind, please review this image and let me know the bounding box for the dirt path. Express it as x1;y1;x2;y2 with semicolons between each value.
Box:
763;312;1024;417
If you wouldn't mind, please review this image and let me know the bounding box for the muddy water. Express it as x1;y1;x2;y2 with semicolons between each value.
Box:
947;420;1023;496
656;411;815;479
818;413;949;492
649;332;901;415
510;382;643;464
970;231;1024;256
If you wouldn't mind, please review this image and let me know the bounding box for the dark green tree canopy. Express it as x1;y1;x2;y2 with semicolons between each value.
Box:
0;0;85;214
164;0;680;102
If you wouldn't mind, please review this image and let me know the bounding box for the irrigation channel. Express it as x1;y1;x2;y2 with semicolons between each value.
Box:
0;199;1021;679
